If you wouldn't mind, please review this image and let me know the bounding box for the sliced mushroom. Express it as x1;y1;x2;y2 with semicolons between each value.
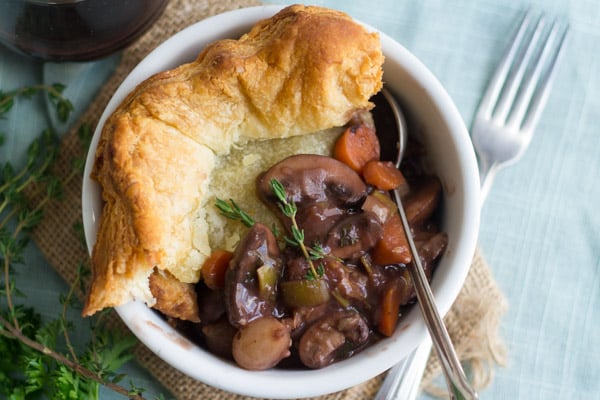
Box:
257;154;368;214
416;231;448;280
298;310;370;369
404;176;442;225
294;201;346;245
224;223;283;327
325;211;383;260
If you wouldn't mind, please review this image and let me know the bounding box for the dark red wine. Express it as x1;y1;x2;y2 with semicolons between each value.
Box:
0;0;169;61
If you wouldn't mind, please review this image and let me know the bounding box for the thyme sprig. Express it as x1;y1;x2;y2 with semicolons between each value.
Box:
215;198;255;228
215;181;330;281
269;178;324;280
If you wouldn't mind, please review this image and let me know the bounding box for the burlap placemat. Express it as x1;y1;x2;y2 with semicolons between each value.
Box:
30;0;507;398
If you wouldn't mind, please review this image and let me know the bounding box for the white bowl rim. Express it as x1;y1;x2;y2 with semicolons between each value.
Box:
81;5;480;398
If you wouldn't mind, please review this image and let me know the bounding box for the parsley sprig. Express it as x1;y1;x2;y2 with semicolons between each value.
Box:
0;83;74;122
0;83;162;399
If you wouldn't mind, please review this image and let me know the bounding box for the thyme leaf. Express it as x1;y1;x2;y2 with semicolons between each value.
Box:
215;198;255;227
268;178;322;281
304;263;325;281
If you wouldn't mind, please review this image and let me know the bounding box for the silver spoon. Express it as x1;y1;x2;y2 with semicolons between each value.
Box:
373;87;479;400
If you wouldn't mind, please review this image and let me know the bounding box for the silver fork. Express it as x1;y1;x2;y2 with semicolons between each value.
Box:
376;9;568;400
474;9;569;202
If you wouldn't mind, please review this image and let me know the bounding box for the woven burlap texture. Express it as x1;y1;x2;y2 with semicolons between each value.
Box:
30;0;507;398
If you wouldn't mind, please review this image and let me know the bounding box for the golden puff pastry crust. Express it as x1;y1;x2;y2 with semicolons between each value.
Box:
83;4;384;316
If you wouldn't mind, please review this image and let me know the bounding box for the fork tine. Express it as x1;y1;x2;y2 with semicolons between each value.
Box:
507;19;566;130
493;14;546;123
521;23;569;133
477;10;533;119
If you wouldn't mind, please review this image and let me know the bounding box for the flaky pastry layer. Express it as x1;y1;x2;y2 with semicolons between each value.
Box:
84;4;383;316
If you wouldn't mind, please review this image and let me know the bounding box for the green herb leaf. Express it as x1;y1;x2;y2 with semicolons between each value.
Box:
308;243;327;260
268;178;324;281
304;263;325;281
215;198;255;227
0;82;160;399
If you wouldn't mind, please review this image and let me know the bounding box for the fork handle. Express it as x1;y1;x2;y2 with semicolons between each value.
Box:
375;337;432;400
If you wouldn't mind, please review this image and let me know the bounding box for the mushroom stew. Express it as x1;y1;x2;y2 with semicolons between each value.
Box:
174;119;447;370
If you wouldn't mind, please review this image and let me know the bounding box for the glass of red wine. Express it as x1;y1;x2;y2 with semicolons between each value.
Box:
0;0;170;61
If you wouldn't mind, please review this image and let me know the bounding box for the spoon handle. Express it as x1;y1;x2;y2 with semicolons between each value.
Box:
392;187;479;400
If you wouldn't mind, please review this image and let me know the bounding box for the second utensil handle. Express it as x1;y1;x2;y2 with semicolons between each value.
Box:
394;189;478;400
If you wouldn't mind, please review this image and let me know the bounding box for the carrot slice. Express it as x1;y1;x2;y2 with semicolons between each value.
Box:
333;124;380;173
201;249;233;290
372;211;411;266
362;160;407;191
378;283;402;336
